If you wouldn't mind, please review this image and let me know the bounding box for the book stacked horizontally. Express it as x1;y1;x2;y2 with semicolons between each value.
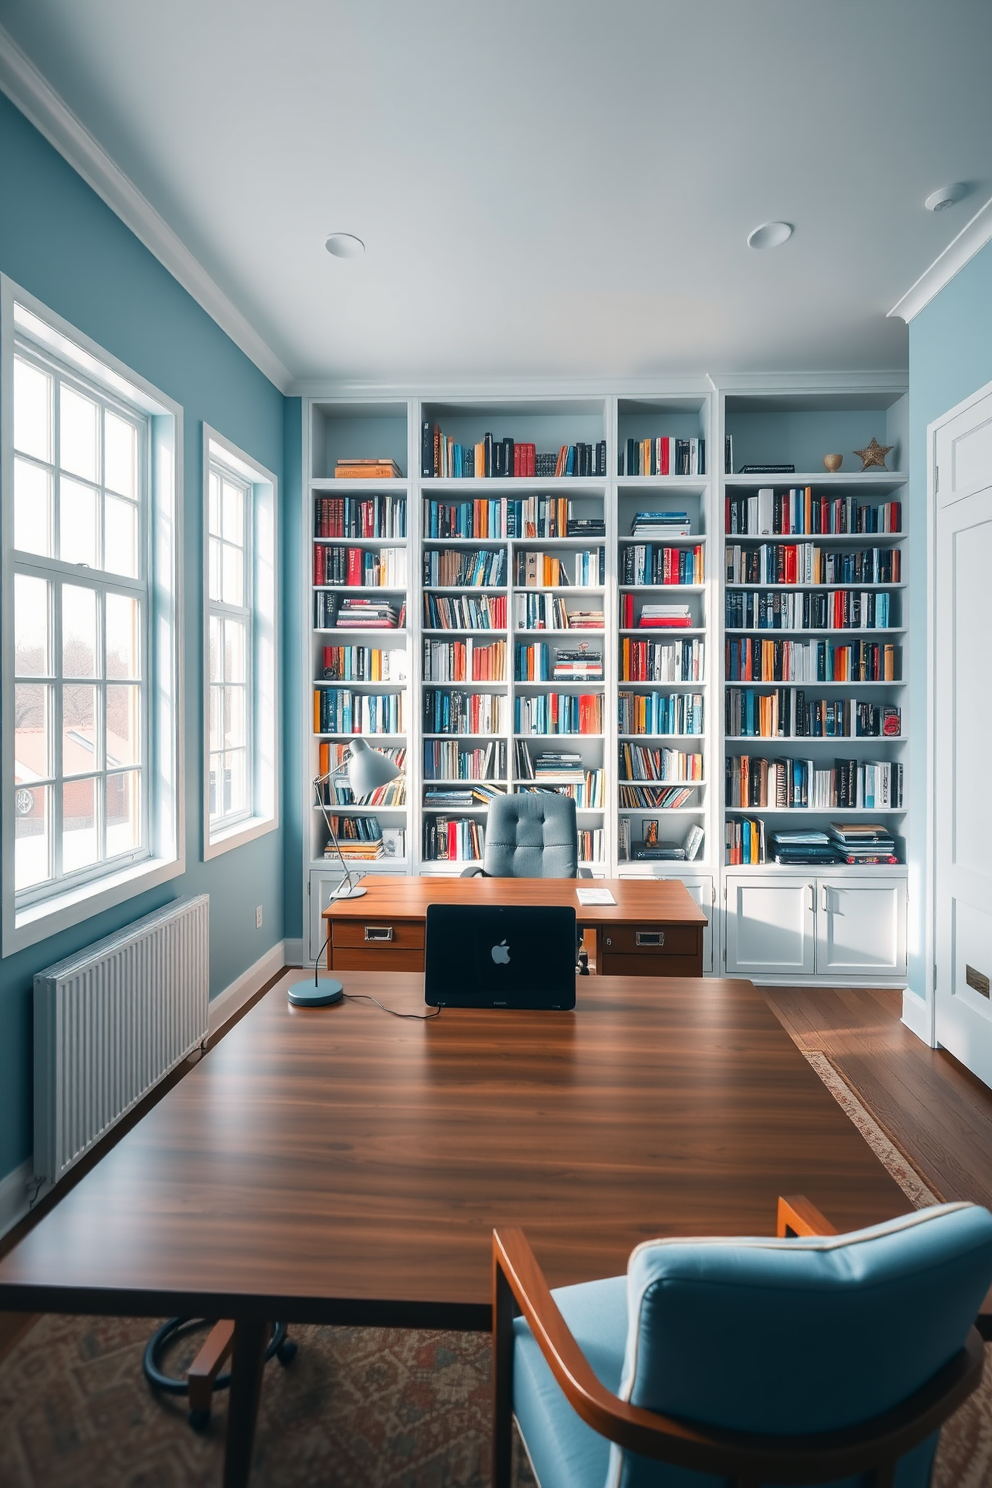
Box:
566;517;606;537
335;598;403;629
770;830;840;866
567;608;605;629
553;647;603;680
424;783;505;808
631;823;704;862
532;751;585;780
334;457;403;479
637;603;692;629
629;510;691;537
828;823;899;864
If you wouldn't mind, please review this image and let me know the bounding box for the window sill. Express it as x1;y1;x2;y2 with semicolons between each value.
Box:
204;813;278;861
5;852;185;959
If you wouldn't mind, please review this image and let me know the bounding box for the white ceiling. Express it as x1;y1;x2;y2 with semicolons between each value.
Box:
2;0;991;391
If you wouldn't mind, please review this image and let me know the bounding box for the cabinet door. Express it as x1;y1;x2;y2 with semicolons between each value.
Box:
725;876;815;976
815;877;907;977
677;876;714;974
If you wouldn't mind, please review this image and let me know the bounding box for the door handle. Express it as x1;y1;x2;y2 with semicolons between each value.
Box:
820;884;828;912
364;926;395;942
807;883;814;912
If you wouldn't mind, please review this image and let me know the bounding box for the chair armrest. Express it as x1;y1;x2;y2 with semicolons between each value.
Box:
460;866;485;877
777;1194;838;1238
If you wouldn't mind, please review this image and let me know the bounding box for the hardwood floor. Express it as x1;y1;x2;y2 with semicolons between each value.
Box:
764;987;992;1210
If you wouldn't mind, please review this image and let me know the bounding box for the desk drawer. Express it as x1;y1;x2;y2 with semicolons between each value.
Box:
600;925;699;957
599;952;702;979
332;920;425;950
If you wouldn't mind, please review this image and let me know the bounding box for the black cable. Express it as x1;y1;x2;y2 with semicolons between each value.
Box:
342;993;441;1021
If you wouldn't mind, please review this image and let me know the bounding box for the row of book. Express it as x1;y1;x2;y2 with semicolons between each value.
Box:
320;645;407;682
726;821;900;866
621;598;694;629
423;817;486;862
725;590;894;630
324;815;383;859
314;495;406;539
725;639;898;684
725;490;902;537
622;823;705;862
422;497;605;540
618;692;704;736
725;756;904;809
315;595;404;629
423;740;506;780
618;784;699;808
422;639;507;681
314;689;404;736
515;694;603;735
516;549;604;587
423;690;506;735
516;596;604;630
620;544;704;586
725;543;901;586
423;593;508;630
621;638;705;682
619;438;706;477
423;548;507;587
424;783;505;809
620;743;703;783
520;775;605;808
317;745;406;805
514;744;588;780
313;545;407;587
333;458;402;479
422;422;608;479
725;690;901;739
515;644;603;681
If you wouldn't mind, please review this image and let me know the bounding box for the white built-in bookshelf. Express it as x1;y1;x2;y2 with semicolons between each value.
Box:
303;384;910;984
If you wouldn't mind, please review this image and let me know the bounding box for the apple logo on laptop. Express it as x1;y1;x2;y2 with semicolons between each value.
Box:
491;940;511;965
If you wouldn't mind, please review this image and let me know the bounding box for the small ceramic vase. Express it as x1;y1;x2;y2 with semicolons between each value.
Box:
823;453;843;472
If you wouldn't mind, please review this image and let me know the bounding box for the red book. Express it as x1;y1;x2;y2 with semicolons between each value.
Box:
314;545;325;584
513;445;521;477
347;548;362;586
638;617;690;628
660;438;670;476
622;594;634;627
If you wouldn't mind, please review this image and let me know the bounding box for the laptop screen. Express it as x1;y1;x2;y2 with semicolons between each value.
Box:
424;904;577;1010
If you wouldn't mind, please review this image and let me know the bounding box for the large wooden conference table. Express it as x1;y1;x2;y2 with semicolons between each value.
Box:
0;971;910;1487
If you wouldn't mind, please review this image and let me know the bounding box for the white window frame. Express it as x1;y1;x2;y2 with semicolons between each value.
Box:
1;276;184;956
202;426;278;859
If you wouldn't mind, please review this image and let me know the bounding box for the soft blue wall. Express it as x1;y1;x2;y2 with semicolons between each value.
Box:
906;239;992;1013
0;92;295;1183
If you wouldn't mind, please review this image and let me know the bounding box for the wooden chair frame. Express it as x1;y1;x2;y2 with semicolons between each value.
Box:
493;1196;986;1488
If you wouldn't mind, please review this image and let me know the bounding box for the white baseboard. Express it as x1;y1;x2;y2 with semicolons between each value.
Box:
901;987;935;1047
0;1158;33;1242
207;939;288;1037
283;937;307;967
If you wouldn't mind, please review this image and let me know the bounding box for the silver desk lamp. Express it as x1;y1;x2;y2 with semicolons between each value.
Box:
288;738;404;1007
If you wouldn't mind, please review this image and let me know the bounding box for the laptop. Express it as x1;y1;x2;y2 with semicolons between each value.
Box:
424;904;577;1010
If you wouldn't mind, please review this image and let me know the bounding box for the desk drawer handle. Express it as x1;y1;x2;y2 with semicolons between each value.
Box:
364;926;394;942
635;931;664;947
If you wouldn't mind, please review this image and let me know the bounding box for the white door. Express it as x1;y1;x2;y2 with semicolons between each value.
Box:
815;877;907;978
934;384;992;1084
725;876;815;977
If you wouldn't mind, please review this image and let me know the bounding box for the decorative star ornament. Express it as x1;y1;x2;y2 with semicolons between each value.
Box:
853;437;893;471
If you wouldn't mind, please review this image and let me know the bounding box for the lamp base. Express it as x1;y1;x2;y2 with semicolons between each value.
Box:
328;884;367;900
287;979;344;1008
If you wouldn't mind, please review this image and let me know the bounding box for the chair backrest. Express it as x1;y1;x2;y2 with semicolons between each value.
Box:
609;1201;992;1488
483;792;578;878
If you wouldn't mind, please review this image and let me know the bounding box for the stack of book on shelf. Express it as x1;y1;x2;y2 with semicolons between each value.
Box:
553;646;603;680
314;690;404;736
318;745;407;805
421;425;607;479
618;691;703;735
516;549;604;587
316;495;406;538
725;589;892;631
725;817;766;865
725;490;902;538
769;830;839;866
567;517;605;537
514;595;604;630
423;818;486;862
619;784;698;809
334;457;403;479
629;510;691;537
424;740;506;780
318;596;404;629
314;546;407;586
515;745;585;781
521;771;605;808
620;743;703;783
621;441;705;477
424;783;506;808
423;638;506;681
621;545;704;585
515;694;602;735
321;646;407;682
423;690;506;735
621;637;704;682
829;823;899;864
577;829;604;863
725;543;901;586
423;549;506;586
724;637;897;683
423;593;506;630
629;823;704;862
622;597;693;629
325;816;383;859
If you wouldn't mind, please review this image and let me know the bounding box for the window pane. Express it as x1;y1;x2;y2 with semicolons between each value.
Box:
225;617;246;683
60;384;99;482
106;594;141;679
224;686;246;749
106;770;140;858
104;494;138;578
223;749;248;817
14;782;50;889
222;541;243;606
209;615;222;683
62;776;99;872
13;358;52;462
106;684;140;766
104;412;136;498
14;574;50;676
14;457;53;556
209;685;223;752
222;480;244;545
63;685;99;773
208;537;222;603
59;476;100;568
209;470;221;537
62;585;99;677
15;683;49;785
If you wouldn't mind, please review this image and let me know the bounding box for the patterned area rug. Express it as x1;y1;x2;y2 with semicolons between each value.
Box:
1;1053;989;1487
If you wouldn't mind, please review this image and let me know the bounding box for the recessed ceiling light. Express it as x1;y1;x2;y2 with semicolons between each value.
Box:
747;221;793;251
325;233;365;259
924;183;967;213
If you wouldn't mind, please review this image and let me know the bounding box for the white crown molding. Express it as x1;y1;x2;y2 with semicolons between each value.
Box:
709;369;908;395
888;194;992;324
292;369;908;401
0;25;294;394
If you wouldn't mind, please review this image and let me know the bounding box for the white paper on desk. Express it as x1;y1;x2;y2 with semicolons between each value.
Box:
575;887;616;906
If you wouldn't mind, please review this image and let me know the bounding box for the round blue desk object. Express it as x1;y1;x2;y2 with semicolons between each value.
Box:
287;979;343;1007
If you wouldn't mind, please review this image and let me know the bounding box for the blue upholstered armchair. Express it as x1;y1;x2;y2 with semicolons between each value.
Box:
493;1196;992;1488
463;792;591;879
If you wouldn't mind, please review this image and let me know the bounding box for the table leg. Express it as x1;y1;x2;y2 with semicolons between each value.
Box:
223;1316;268;1488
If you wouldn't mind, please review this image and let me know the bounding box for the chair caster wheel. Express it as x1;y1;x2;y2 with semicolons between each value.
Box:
188;1408;211;1431
276;1339;298;1366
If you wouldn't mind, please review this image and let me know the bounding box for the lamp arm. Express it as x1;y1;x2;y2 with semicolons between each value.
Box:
314;773;356;898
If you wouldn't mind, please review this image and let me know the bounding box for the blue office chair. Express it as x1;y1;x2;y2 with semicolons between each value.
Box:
463;792;591;879
493;1195;992;1488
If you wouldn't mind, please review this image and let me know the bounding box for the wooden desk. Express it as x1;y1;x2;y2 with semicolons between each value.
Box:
0;972;910;1487
323;874;707;977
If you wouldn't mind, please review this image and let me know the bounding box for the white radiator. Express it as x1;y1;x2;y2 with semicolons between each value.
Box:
33;895;210;1190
